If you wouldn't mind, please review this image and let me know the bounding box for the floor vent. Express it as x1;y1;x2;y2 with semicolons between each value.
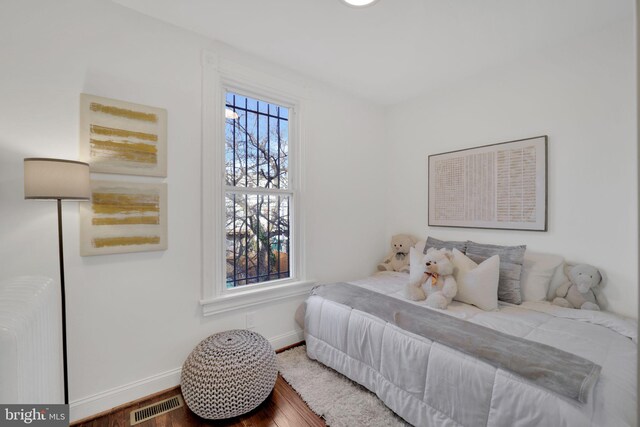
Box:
130;394;184;425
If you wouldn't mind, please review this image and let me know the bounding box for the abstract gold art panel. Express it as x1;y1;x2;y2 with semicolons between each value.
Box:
80;94;167;177
80;180;168;256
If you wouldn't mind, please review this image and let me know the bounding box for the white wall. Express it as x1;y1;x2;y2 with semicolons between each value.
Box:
0;0;636;420
0;0;388;419
385;14;638;318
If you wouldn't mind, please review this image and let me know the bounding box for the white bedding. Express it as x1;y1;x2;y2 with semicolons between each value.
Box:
304;273;637;427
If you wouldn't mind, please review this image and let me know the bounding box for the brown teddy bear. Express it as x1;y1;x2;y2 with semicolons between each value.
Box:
377;234;417;273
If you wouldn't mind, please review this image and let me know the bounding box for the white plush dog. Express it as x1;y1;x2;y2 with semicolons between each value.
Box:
406;248;458;309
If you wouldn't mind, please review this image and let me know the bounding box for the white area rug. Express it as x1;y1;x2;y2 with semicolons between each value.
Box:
277;345;408;427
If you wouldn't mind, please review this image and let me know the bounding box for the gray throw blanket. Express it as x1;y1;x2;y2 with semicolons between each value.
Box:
311;283;601;403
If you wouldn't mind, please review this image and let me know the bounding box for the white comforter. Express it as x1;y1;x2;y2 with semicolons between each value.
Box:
304;273;637;427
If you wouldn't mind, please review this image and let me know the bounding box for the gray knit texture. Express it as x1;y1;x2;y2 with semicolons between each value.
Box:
180;329;277;419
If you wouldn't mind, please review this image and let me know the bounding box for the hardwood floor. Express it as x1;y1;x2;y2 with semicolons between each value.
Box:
73;375;325;427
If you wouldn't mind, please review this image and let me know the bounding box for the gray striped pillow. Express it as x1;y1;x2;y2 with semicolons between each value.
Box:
465;241;527;304
424;237;467;254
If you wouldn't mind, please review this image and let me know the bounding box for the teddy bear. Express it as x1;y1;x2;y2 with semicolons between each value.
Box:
406;248;458;309
552;264;603;311
377;234;417;273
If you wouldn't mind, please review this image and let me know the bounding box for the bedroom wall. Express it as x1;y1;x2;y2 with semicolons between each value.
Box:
0;0;388;419
385;12;638;318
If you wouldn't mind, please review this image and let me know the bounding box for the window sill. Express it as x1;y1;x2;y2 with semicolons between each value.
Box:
200;280;316;317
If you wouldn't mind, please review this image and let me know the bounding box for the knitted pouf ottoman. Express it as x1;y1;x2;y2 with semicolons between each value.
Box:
180;329;277;419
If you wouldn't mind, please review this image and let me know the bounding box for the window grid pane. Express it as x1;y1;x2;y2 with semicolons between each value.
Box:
225;194;290;288
225;91;291;289
225;94;289;189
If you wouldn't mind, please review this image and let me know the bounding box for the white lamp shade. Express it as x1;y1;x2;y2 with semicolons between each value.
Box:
24;158;90;200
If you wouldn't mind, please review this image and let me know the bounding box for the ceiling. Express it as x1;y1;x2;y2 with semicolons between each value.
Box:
111;0;630;105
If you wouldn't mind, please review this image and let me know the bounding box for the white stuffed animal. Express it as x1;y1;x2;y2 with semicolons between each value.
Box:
377;234;417;273
406;248;458;309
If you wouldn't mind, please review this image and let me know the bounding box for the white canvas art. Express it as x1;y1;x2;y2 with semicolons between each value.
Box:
80;180;168;256
80;94;167;177
428;136;547;231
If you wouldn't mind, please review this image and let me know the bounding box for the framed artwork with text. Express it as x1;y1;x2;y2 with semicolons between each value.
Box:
428;136;547;231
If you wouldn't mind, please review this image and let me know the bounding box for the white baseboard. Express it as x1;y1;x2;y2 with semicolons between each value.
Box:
269;329;304;351
70;367;182;422
70;329;304;422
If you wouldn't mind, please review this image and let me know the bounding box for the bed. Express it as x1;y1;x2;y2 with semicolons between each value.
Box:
303;272;637;427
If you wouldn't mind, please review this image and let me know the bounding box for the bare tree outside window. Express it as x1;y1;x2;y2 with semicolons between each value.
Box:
225;92;291;288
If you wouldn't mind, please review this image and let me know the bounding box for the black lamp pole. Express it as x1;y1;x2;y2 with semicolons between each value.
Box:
57;199;69;405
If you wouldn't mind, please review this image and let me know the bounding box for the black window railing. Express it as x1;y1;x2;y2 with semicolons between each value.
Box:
224;92;291;288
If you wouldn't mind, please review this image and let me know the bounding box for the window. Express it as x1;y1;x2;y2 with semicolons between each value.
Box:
224;91;293;289
200;52;311;314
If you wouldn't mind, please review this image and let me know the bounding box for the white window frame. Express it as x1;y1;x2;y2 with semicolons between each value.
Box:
200;50;313;316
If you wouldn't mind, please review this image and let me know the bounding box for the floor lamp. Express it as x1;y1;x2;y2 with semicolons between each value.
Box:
24;158;90;405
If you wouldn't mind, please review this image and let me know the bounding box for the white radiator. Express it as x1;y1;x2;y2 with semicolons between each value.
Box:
0;276;63;403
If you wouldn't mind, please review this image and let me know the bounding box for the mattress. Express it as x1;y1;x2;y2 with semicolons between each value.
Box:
304;273;637;427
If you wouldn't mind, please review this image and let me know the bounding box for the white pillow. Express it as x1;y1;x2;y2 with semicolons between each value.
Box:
520;252;564;302
409;247;425;284
452;249;500;311
414;240;426;255
547;261;569;301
